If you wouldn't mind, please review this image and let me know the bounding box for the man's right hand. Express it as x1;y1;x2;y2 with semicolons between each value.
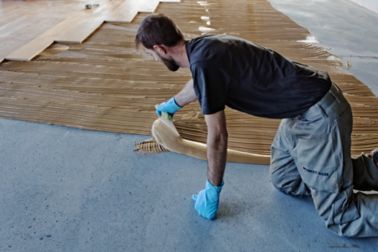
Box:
192;180;223;220
155;97;182;117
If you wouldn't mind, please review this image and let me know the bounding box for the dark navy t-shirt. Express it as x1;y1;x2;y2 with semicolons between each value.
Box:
185;34;331;118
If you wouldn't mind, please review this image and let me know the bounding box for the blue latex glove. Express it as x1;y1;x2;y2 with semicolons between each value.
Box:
192;180;223;220
155;97;182;117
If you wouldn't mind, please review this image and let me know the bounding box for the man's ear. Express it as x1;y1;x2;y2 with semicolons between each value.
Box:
152;44;168;55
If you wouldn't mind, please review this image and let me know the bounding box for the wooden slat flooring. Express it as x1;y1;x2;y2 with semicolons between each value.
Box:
54;16;105;43
0;0;377;163
137;0;160;12
102;0;140;23
5;37;54;61
0;0;87;60
0;0;171;62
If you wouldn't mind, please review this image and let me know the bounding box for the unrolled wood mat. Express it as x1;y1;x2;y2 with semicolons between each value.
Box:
0;0;377;163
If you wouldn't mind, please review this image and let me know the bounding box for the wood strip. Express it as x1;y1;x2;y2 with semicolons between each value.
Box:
5;38;54;61
103;0;140;22
55;17;104;43
138;0;160;12
104;0;161;22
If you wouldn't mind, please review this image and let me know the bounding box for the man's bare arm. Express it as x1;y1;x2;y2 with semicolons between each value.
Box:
205;110;228;186
174;79;197;107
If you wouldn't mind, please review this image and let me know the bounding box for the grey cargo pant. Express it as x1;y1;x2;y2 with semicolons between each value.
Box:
270;83;378;237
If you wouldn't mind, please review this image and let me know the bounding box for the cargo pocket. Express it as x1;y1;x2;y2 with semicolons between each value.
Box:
294;123;343;193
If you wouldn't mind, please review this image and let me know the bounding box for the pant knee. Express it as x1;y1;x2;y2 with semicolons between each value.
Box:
270;172;309;196
312;190;362;237
272;182;293;195
270;170;287;193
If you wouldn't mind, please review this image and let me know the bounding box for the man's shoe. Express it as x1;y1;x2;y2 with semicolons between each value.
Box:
371;148;378;168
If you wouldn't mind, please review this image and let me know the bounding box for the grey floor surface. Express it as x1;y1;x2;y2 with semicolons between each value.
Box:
1;0;378;251
269;0;378;96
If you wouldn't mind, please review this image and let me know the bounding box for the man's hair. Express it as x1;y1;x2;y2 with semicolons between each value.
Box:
135;14;184;49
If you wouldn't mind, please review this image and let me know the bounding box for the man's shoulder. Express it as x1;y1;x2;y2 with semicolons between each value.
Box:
187;34;237;51
187;34;232;67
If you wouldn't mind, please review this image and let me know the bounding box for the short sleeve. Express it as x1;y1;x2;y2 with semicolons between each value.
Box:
191;62;229;114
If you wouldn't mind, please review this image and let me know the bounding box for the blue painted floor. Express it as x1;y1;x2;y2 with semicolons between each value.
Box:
1;1;378;251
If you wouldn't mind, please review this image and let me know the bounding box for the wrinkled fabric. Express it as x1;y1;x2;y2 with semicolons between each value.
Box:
186;34;331;117
270;83;378;237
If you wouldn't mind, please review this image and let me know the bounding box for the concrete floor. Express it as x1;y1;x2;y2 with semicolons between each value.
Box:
349;0;378;14
1;1;378;251
270;0;378;96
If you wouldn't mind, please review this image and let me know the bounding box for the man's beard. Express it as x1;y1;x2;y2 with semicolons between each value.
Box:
160;56;180;72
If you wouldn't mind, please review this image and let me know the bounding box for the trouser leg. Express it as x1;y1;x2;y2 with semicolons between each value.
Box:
352;153;378;191
292;86;378;237
270;120;310;196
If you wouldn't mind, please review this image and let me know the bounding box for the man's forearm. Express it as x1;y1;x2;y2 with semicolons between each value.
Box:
192;111;227;220
174;79;197;107
206;133;228;186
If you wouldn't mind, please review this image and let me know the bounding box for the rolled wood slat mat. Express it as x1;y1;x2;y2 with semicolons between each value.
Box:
0;0;377;164
151;116;270;164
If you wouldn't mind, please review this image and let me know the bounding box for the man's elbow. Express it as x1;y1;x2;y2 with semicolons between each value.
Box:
210;130;228;149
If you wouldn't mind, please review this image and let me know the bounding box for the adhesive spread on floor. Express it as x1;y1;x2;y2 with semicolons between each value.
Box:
134;138;169;153
0;0;377;164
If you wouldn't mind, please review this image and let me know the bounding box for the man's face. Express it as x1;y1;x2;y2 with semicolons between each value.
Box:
144;48;180;72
